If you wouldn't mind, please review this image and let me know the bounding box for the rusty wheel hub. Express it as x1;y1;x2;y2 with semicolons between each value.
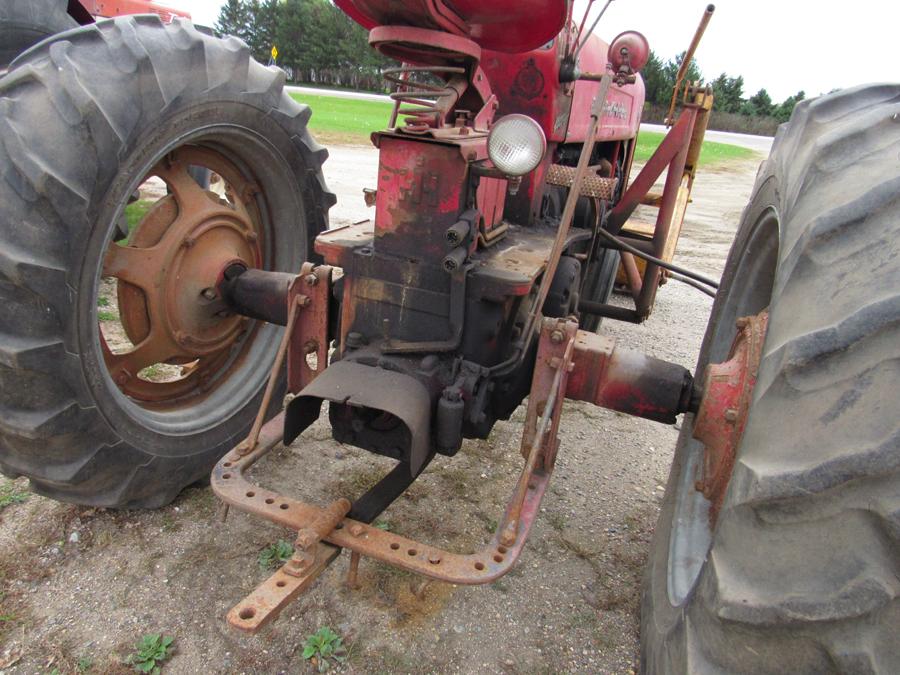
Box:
100;146;265;404
692;310;769;522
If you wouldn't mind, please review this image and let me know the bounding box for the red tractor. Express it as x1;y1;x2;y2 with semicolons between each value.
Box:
0;0;191;73
0;0;896;672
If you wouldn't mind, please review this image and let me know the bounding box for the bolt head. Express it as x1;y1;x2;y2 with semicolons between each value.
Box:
349;524;364;537
550;329;565;344
304;274;318;287
288;557;309;571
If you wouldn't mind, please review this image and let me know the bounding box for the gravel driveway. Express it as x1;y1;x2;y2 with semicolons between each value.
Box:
0;144;763;675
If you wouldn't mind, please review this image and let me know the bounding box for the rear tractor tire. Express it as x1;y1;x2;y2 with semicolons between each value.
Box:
0;16;334;508
641;84;900;672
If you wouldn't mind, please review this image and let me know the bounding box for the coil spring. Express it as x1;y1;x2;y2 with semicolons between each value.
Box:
383;65;466;133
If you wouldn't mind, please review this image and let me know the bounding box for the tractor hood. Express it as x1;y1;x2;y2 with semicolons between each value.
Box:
334;0;567;53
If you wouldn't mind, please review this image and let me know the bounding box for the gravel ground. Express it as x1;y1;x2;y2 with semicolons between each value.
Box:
0;144;763;675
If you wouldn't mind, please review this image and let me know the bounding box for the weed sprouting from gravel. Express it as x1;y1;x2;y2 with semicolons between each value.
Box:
258;539;294;570
302;626;347;672
126;634;174;673
0;480;28;511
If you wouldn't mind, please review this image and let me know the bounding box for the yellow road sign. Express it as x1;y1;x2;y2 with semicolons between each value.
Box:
271;45;278;61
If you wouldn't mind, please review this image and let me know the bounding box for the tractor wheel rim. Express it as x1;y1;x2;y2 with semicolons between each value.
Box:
666;208;779;606
99;145;265;409
692;310;768;524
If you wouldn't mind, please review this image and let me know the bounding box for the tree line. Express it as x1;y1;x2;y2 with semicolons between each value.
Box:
216;0;390;91
217;0;804;135
640;51;805;135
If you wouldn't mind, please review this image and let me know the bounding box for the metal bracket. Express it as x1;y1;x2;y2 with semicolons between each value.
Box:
210;317;576;632
287;263;332;393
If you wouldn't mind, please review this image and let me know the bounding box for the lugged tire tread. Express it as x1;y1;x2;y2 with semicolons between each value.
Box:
0;16;333;507
642;84;900;673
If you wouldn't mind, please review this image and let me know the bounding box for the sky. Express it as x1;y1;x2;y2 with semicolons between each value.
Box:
183;0;899;102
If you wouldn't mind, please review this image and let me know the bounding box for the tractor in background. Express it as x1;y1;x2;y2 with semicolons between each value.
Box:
0;0;190;72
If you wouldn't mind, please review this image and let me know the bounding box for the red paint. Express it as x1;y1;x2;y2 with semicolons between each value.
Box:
374;135;476;264
565;33;645;143
606;108;697;235
77;0;190;21
608;31;650;74
475;176;506;235
336;0;566;53
565;330;690;425
693;312;769;522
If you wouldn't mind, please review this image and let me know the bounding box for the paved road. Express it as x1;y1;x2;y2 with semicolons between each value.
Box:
641;122;773;153
287;84;392;103
287;85;775;153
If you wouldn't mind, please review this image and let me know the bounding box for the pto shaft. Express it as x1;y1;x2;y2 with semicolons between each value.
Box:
565;331;697;424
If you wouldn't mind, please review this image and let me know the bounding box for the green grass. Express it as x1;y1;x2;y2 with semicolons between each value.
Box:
0;481;27;511
124;199;155;233
633;130;755;164
291;91;756;163
291;92;393;144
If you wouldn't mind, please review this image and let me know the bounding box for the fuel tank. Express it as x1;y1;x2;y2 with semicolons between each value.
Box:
334;0;567;53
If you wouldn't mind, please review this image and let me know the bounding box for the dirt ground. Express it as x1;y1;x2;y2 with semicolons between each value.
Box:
0;146;763;675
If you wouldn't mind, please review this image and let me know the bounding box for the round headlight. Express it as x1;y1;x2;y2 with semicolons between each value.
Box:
488;114;546;177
